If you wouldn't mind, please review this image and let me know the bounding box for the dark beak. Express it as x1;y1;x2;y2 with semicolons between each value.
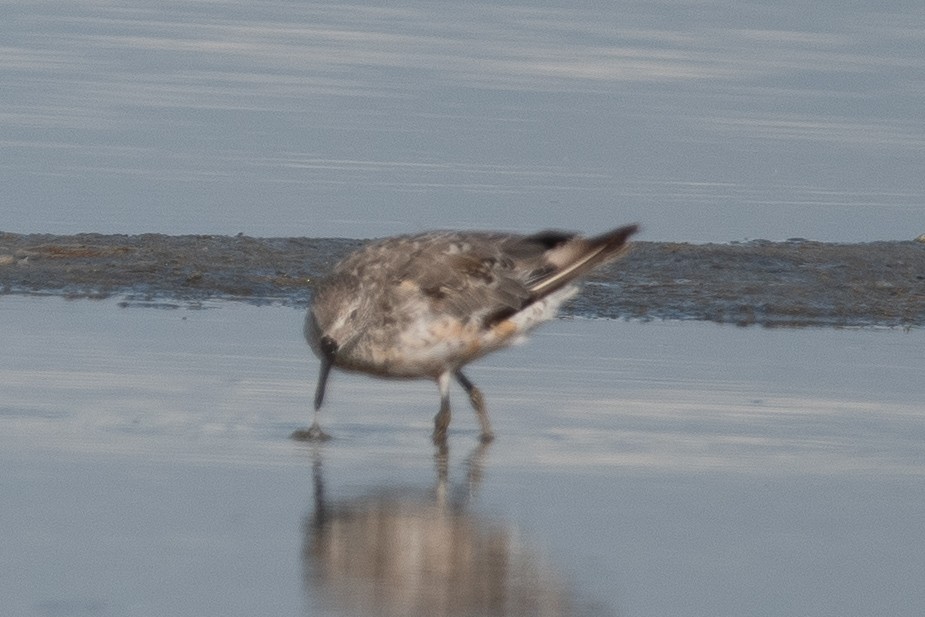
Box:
314;335;338;411
314;359;332;411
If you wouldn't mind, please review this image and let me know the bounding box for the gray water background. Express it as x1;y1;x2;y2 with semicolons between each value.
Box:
3;1;924;241
2;298;924;616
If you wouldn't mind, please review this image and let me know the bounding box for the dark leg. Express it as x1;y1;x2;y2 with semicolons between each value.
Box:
433;372;452;445
455;370;494;443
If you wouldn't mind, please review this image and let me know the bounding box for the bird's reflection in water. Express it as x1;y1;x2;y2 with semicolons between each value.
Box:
303;443;611;617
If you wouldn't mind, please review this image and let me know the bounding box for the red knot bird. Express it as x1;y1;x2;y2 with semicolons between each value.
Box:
295;224;639;444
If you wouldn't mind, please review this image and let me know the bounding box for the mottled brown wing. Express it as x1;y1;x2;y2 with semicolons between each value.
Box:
338;225;637;327
391;231;577;323
458;225;639;326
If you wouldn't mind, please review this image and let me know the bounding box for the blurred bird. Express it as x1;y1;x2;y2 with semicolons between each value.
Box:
296;224;639;444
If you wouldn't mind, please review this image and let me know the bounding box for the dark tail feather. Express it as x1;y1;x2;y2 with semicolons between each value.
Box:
484;224;639;327
528;223;639;297
589;224;640;261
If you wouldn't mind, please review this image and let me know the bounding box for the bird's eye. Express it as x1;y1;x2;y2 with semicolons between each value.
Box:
320;335;338;358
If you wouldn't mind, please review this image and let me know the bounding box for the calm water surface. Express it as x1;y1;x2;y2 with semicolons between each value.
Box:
3;1;924;241
1;297;924;616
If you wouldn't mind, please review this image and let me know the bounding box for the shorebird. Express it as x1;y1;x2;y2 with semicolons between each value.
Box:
295;224;639;444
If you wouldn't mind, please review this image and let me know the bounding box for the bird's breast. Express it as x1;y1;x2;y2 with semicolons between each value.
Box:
336;314;523;379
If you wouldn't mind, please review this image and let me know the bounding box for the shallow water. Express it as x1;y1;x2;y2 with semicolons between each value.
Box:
3;1;924;241
2;297;924;616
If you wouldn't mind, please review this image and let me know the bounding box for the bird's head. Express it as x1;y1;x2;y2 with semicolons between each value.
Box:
304;275;364;410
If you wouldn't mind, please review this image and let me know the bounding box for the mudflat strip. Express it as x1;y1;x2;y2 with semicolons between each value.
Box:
1;232;923;328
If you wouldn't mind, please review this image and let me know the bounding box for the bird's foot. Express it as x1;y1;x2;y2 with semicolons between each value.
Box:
478;431;495;444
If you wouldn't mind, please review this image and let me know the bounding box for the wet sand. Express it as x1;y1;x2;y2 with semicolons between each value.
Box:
2;232;924;327
2;297;923;616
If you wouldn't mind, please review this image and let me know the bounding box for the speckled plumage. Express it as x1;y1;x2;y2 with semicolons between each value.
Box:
297;224;639;444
